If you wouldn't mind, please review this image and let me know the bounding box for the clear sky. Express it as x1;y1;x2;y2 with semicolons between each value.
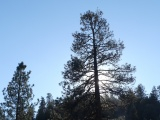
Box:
0;0;160;104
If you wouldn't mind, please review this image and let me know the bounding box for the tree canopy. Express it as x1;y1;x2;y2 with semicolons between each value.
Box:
2;62;35;120
60;10;135;120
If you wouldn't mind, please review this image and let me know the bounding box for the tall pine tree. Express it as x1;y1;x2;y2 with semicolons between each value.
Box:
2;62;35;120
60;10;135;120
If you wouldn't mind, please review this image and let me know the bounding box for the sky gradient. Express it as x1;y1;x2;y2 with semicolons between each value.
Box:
0;1;160;104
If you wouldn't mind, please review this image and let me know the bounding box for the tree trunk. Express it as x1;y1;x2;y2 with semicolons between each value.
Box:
16;73;21;120
92;28;101;120
16;85;20;120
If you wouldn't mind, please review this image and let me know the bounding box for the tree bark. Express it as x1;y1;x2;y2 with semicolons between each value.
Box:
92;27;101;120
16;72;21;120
16;83;20;120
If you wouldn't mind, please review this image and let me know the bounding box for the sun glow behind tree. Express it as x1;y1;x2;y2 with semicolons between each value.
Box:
61;10;135;120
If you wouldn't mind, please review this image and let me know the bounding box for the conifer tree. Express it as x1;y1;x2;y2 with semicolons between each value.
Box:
36;97;46;120
2;62;35;120
45;93;54;120
0;106;5;120
61;10;135;120
135;84;146;99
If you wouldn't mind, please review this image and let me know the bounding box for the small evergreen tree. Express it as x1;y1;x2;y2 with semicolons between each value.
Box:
45;93;54;120
149;86;158;102
36;97;46;120
135;84;146;99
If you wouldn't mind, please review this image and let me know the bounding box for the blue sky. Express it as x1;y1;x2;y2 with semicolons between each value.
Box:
0;0;160;104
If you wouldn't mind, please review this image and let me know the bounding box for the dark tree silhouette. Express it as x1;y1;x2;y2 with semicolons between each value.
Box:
60;10;135;120
135;84;146;99
2;62;35;120
120;89;138;120
0;106;5;120
36;93;56;120
36;97;46;120
45;93;54;120
118;84;160;120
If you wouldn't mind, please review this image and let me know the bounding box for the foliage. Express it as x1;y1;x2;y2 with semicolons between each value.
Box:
36;93;56;120
60;10;135;120
118;84;160;120
2;62;35;120
135;84;146;99
0;106;5;120
45;93;55;119
36;97;46;120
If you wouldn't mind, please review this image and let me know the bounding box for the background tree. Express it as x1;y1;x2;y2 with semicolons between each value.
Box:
36;93;57;120
119;89;137;120
134;84;146;120
60;93;96;120
0;106;5;120
149;86;159;102
45;93;55;120
2;62;35;120
36;97;46;120
144;86;160;120
135;84;146;99
60;10;135;120
118;84;160;120
101;94;122;119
